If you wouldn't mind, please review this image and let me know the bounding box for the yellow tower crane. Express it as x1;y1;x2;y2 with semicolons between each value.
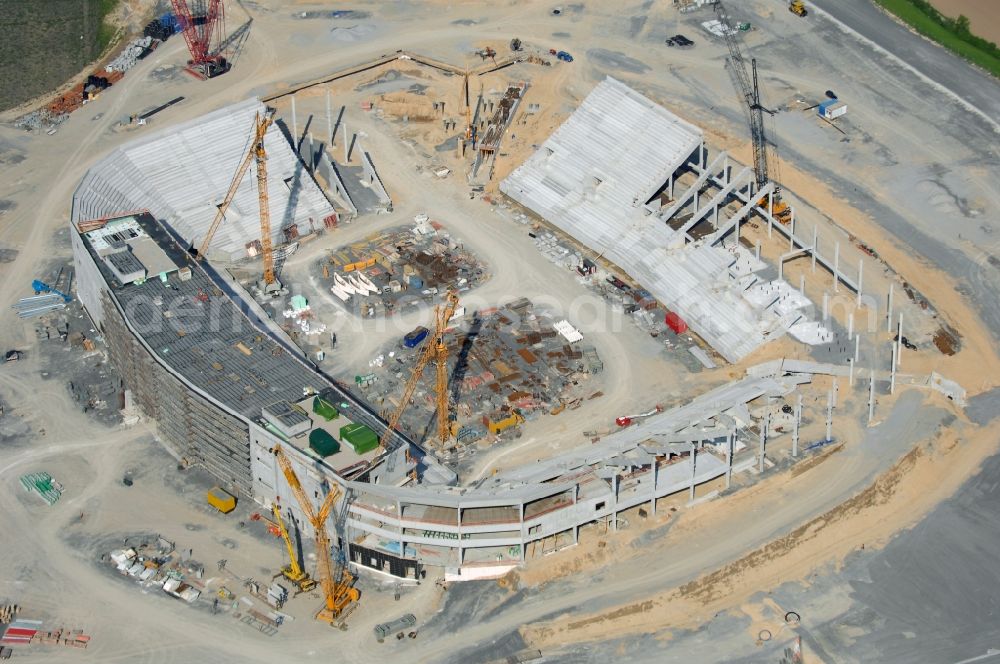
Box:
271;503;317;593
373;290;460;458
433;292;459;448
196;111;278;288
274;446;359;624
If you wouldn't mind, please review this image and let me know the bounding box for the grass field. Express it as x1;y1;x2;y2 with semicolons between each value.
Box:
0;0;121;113
874;0;1000;77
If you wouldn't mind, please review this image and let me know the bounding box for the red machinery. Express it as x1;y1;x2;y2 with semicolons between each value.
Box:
170;0;229;79
665;311;688;335
615;406;663;427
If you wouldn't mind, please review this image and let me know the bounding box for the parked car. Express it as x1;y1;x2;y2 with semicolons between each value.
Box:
666;34;694;48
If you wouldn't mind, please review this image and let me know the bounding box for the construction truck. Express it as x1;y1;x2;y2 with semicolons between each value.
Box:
483;410;524;435
789;1;808;17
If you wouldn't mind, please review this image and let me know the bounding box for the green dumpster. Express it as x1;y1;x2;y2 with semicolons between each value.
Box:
313;396;339;421
309;428;340;457
339;423;379;455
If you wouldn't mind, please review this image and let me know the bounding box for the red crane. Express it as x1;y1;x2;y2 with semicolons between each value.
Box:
170;0;230;79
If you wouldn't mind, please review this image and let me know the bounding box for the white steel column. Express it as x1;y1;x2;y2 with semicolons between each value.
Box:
689;442;697;501
890;343;897;394
792;395;802;458
887;283;894;333
519;502;527;558
833;242;840;292
825;388;834;441
398;499;404;555
651;459;658;514
897;313;904;368
759;415;768;473
326;89;333;146
767;190;774;238
726;431;734;488
868;372;876;424
573;485;579;543
611;475;619;532
857;259;864;306
812;228;818;272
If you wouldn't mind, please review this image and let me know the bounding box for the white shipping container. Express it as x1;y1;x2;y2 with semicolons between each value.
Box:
822;101;847;119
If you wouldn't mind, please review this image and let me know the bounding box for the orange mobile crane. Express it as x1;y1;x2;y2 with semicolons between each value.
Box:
274;446;359;624
196;111;279;287
373;290;460;459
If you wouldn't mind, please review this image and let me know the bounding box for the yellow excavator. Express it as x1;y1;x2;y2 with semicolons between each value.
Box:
272;504;317;593
274;446;359;624
789;1;808;17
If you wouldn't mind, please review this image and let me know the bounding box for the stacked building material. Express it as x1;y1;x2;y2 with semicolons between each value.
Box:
0;619;42;645
19;472;62;505
143;15;176;41
11;294;67;318
106;36;154;73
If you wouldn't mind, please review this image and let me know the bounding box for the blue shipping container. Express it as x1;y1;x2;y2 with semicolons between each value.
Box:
403;326;429;348
408;275;423;289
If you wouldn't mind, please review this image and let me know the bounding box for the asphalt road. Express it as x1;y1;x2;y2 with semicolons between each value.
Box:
810;0;1000;123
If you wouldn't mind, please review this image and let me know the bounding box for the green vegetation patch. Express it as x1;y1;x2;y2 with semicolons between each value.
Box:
0;0;121;113
873;0;1000;77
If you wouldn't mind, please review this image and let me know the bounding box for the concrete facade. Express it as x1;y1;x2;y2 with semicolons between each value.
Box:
68;100;817;580
71;208;807;580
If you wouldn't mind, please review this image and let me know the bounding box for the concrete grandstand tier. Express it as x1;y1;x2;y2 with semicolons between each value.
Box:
501;76;703;219
70;98;335;261
502;77;821;363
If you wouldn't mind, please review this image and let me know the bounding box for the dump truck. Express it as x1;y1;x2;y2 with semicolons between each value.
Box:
789;0;807;16
207;487;236;514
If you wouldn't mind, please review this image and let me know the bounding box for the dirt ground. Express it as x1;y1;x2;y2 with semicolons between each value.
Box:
929;0;1000;43
0;0;997;662
522;419;982;650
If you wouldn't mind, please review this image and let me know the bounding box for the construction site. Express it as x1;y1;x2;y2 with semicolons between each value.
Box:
0;0;998;662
